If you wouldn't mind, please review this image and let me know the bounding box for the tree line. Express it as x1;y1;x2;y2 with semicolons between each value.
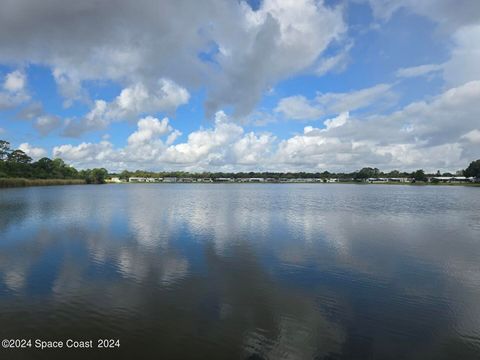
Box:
114;162;480;181
2;138;480;183
0;140;108;184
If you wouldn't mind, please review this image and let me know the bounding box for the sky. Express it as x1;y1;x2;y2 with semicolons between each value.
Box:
0;0;479;173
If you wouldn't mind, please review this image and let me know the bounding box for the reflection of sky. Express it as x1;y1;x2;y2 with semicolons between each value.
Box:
0;184;480;358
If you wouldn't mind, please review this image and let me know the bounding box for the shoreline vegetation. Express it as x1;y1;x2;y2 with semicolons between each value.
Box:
1;139;107;188
1;139;480;188
0;178;86;188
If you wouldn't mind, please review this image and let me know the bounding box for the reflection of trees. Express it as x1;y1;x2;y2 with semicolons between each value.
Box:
0;190;30;231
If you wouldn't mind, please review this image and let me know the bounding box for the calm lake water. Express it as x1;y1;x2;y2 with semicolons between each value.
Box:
0;184;480;359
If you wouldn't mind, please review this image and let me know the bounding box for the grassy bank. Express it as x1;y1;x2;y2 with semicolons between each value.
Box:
0;178;86;188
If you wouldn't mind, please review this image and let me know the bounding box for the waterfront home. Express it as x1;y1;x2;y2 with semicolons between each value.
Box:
429;176;473;183
388;177;413;183
198;178;213;182
325;178;339;183
214;177;234;182
367;178;389;183
163;177;177;182
177;178;194;182
129;177;147;182
106;177;123;183
248;178;265;182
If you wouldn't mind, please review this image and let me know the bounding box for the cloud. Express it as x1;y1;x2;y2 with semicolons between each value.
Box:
18;142;47;159
315;41;353;76
461;129;480;144
34;115;62;136
443;25;480;86
53;141;116;164
54;81;480;172
316;83;394;114
160;111;245;165
54;115;176;168
16;101;43;120
0;0;345;117
324;112;349;130
275;84;395;121
52;111;275;171
127;116;172;146
0;70;29;109
3;70;26;92
396;64;444;78
63;79;189;137
113;80;190;119
367;1;480;87
275;95;324;121
315;52;349;76
52;69;89;107
0;127;4;134
367;0;480;30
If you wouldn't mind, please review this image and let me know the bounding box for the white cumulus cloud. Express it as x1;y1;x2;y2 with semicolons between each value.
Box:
18;142;47;159
0;70;29;109
275;84;395;121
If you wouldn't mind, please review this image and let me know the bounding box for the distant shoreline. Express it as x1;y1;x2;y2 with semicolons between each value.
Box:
108;181;480;187
2;178;479;189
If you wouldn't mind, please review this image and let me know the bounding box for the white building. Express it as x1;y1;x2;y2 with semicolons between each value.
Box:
388;177;413;183
248;178;265;182
214;178;234;182
430;176;472;183
129;177;147;182
163;177;177;183
106;177;123;183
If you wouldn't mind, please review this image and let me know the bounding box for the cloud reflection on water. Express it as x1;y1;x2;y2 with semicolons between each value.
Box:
0;184;479;358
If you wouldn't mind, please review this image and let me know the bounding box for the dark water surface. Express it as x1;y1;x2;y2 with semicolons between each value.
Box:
1;184;480;359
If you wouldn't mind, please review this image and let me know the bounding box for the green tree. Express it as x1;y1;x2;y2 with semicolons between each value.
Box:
8;149;32;164
0;140;12;161
34;157;54;178
464;159;480;178
81;168;108;184
119;170;132;180
355;167;380;179
412;169;427;182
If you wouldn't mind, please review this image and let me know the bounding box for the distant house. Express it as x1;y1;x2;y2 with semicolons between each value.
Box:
177;178;194;182
248;178;265;182
129;177;147;182
388;177;412;183
430;176;472;183
106;177;123;183
367;178;388;183
325;178;339;183
214;177;234;182
163;177;177;183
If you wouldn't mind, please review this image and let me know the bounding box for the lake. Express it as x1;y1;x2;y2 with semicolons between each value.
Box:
0;184;479;359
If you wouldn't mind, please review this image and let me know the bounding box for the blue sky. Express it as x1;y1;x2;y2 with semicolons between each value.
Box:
0;0;479;172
